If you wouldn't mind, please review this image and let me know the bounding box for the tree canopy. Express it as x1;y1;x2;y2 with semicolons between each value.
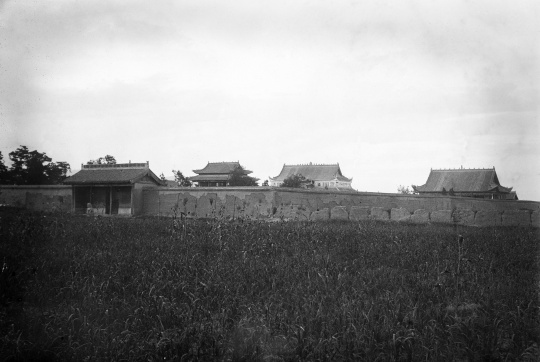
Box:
0;146;70;185
87;155;116;165
280;173;308;188
397;185;412;194
228;165;258;186
0;152;8;184
172;170;192;187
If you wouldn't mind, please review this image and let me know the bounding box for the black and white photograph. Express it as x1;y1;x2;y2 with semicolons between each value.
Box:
1;0;538;360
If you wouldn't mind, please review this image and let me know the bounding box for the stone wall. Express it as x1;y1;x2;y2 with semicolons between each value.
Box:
141;187;540;227
0;185;72;212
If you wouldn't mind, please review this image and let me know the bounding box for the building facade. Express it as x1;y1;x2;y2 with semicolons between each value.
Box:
412;167;517;200
189;162;254;187
269;163;353;190
64;162;164;215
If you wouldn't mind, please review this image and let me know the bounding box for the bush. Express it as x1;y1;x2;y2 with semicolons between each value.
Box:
281;173;309;188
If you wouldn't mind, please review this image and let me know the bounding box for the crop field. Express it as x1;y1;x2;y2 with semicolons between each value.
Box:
0;207;539;361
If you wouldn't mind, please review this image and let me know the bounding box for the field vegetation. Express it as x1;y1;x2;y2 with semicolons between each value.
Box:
1;207;538;361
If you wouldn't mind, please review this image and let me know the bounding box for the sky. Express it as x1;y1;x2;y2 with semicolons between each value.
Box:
1;0;539;200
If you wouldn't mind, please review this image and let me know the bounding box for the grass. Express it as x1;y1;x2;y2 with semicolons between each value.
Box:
0;206;539;361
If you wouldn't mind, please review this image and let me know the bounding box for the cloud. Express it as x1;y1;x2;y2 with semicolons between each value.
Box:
1;0;539;199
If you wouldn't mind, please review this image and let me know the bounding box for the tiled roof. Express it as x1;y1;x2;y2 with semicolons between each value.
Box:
269;163;352;182
188;174;230;182
413;168;512;193
64;163;164;185
193;162;252;175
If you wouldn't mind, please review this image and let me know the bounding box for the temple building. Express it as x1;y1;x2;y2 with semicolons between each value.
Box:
189;161;254;187
269;163;353;190
412;167;517;200
64;162;164;215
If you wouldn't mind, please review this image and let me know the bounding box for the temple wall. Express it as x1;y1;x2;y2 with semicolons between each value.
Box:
1;185;537;227
0;185;72;212
141;187;540;227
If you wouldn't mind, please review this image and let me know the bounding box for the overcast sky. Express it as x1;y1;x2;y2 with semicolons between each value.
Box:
1;0;538;200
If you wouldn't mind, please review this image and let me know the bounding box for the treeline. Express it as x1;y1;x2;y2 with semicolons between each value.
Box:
0;146;70;185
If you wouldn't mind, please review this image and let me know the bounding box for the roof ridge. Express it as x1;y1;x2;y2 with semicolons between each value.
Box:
207;161;240;163
82;162;149;170
285;163;339;166
432;167;495;171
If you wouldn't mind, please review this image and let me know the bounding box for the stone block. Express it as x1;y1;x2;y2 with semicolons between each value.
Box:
502;210;531;227
430;210;452;224
474;210;502;227
175;193;197;218
370;207;389;220
223;195;244;219
331;206;349;220
280;204;310;220
310;208;330;221
391;207;411;222
245;192;271;218
453;208;476;226
531;211;540;228
196;193;220;218
349;206;370;221
410;209;429;224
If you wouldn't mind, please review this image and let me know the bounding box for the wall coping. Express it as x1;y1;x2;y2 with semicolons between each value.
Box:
3;185;537;206
142;186;539;204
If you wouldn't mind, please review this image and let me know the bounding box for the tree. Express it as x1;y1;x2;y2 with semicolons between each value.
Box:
159;173;166;181
228;165;258;186
281;173;308;188
0;152;9;184
87;155;116;165
47;161;71;185
262;180;269;187
172;170;192;187
5;145;70;185
397;185;413;194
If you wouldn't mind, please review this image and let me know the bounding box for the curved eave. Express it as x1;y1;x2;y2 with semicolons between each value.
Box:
334;176;352;182
488;185;513;193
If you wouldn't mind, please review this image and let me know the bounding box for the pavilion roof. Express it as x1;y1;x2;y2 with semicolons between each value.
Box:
188;174;231;182
413;168;512;193
192;162;252;175
64;162;164;185
269;163;352;182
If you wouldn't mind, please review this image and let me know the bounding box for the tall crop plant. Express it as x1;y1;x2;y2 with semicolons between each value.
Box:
0;207;538;361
